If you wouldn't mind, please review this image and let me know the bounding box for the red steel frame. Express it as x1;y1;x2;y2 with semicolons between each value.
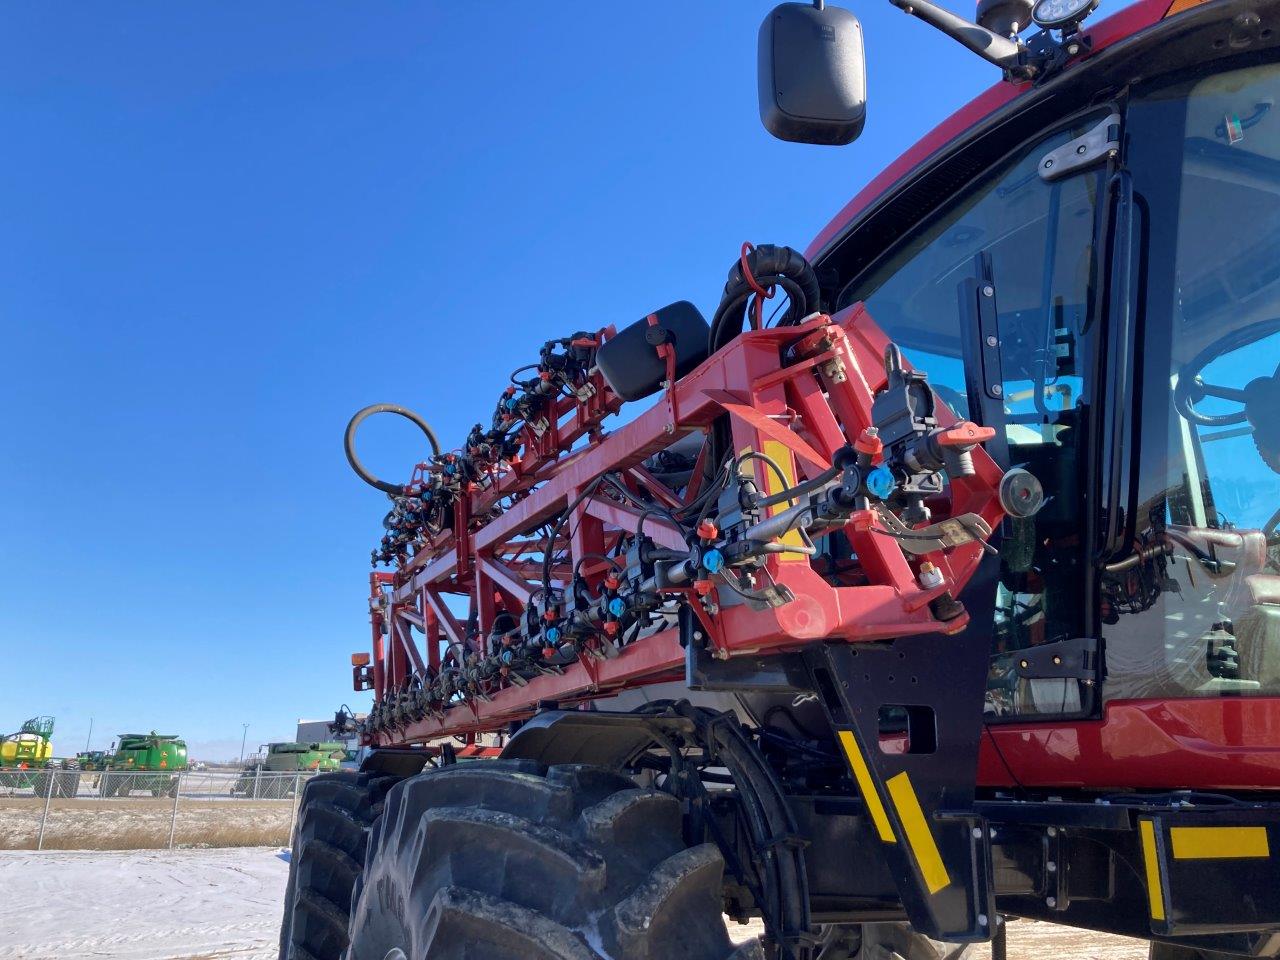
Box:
361;304;1004;746
357;0;1280;792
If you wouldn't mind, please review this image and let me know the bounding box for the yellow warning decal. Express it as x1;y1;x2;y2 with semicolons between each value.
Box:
836;730;895;844
886;771;952;895
1139;819;1166;921
1170;826;1270;860
738;442;809;562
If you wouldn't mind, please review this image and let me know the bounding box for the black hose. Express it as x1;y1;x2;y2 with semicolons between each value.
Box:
344;404;441;495
708;245;822;355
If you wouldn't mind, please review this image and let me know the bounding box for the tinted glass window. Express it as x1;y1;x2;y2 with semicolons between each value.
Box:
840;118;1106;717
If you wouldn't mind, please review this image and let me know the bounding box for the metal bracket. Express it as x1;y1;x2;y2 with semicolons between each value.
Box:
686;646;811;693
1008;637;1101;682
1039;113;1120;182
804;638;996;941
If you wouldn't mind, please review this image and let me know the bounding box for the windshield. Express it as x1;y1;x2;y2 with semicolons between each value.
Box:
1108;61;1280;700
839;114;1107;718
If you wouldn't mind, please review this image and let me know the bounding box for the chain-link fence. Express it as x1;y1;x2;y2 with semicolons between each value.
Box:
0;767;326;851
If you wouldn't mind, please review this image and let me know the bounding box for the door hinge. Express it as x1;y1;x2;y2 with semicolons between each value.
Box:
1009;636;1102;683
1039;113;1120;182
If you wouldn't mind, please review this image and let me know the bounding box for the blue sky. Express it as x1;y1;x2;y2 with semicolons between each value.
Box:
0;3;1012;760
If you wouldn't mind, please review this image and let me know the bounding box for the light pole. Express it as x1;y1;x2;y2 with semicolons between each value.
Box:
85;717;94;752
239;723;250;764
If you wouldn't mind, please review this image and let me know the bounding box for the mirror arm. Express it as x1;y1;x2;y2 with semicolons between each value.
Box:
886;0;1027;71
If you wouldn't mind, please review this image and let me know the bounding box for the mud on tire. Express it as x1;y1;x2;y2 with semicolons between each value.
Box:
346;759;762;960
279;769;401;960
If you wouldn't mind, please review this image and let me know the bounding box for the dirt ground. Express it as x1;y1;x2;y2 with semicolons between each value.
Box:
0;797;296;850
0;847;1151;960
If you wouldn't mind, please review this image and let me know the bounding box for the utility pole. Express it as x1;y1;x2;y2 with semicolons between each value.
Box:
240;723;250;764
85;717;93;752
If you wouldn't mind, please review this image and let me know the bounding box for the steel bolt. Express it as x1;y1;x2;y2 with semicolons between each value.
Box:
1046;896;1057;908
978;914;988;927
1047;861;1057;873
1044;158;1054;169
991;384;1003;397
986;335;998;347
1047;826;1058;837
972;827;984;839
1067;43;1080;54
1076;144;1088;154
663;423;675;435
982;284;995;297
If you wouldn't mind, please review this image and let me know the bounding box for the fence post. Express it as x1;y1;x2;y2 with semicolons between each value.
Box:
168;772;181;850
36;772;54;851
288;773;302;847
253;764;261;799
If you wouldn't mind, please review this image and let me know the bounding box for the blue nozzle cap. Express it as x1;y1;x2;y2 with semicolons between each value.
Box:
546;626;560;643
504;397;519;411
500;649;514;664
866;465;896;500
607;597;626;617
702;548;725;575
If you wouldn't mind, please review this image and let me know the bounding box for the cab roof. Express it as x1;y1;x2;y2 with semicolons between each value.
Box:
804;0;1178;262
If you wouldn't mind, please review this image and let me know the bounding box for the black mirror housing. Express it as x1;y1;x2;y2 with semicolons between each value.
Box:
758;3;867;146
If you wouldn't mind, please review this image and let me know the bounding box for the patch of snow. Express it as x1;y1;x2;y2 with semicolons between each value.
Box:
0;846;289;960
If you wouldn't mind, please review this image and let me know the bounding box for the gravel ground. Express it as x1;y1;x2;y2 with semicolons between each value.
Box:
0;847;1150;960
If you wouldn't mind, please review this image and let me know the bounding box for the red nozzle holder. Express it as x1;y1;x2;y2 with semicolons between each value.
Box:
854;428;883;457
542;647;557;659
603;621;619;636
937;421;997;446
504;386;515;396
696;519;719;541
694;579;714;596
604;575;620;590
539;371;553;381
543;609;558;622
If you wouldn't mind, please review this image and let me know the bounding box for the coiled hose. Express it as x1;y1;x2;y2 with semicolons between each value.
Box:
707;244;822;355
344;403;441;495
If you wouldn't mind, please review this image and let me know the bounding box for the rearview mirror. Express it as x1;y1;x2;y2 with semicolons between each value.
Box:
758;2;867;145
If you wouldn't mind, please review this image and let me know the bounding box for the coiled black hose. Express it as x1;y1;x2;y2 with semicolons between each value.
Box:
707;244;822;355
344;403;441;495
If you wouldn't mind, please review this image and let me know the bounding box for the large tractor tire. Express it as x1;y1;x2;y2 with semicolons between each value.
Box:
345;759;761;960
279;769;402;960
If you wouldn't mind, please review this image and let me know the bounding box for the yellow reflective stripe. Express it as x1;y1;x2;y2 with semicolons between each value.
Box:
1139;819;1166;921
836;730;895;843
886;771;952;895
1170;826;1270;860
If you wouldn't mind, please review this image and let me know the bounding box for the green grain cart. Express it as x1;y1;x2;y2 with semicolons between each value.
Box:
98;732;187;798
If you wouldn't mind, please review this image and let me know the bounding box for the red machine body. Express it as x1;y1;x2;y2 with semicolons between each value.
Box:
352;0;1280;798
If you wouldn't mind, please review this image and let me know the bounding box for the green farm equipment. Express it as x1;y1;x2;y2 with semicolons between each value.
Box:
232;741;343;798
0;716;78;797
98;732;187;798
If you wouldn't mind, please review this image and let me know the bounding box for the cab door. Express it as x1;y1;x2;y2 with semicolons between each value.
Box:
836;109;1115;719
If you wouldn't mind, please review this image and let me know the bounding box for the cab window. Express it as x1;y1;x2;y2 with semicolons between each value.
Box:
837;115;1107;717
